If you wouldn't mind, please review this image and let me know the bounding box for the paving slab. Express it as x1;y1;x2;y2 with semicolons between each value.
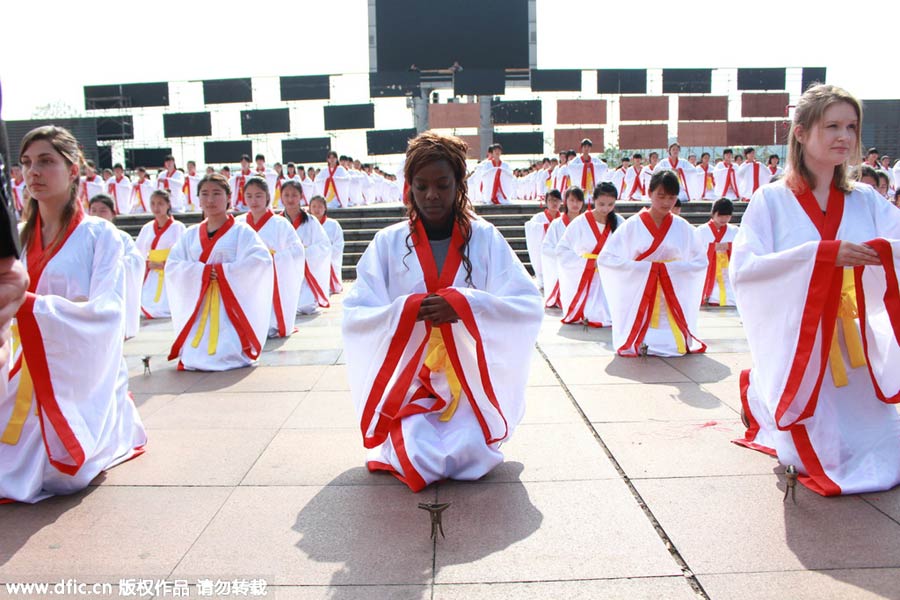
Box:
433;577;697;600
570;382;737;423
0;486;231;582
551;355;691;386
142;391;303;430
660;352;753;384
433;479;681;584
634;475;900;575
519;384;583;425
697;569;900;600
283;391;359;429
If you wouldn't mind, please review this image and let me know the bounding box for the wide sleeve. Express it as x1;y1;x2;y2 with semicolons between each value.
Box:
523;214;546;276
556;218;590;311
121;234;145;339
217;226;275;352
134;222;153;256
304;219;332;292
164;228;206;342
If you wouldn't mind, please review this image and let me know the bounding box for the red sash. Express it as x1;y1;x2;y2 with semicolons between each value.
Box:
235;170;251;209
160;170;176;191
317;215;343;293
768;165;778;175
700;165;714;199
701;221;731;302
143;216;175;278
490;160;506;204
721;164;739;198
182;177;192;207
14;206;87;475
248;210;288;336
168;216;262;363
133;181;147;212
562;211;612;326
544;213;571;308
618;211;706;356
580;159;595;191
288;212;330;308
627;167;646;200
360;220;509;491
12;183;23;212
668;158;691;201
542;209;557;234
752;161;760;193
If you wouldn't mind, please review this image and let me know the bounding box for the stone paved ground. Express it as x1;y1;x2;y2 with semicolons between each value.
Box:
2;285;900;599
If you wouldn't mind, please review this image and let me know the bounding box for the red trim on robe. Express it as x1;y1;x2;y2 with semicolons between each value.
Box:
561;211;612;326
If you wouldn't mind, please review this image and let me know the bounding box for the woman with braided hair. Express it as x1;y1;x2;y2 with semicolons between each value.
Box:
343;131;543;492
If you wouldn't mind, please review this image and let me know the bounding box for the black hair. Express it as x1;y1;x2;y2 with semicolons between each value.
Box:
701;152;710;159
545;188;562;202
592;183;620;232
723;148;733;156
744;147;755;156
632;153;642;159
241;154;251;162
279;180;308;224
255;154;265;161
563;185;585;214
566;149;577;158
649;170;680;196
712;198;734;216
88;193;116;217
164;154;175;162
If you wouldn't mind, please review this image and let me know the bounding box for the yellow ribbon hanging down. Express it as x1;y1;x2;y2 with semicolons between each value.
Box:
147;248;171;303
423;328;463;422
1;327;34;446
715;251;730;307
649;282;687;355
191;280;221;356
828;268;867;387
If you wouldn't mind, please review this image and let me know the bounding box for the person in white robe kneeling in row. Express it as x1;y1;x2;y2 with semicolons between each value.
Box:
695;198;738;307
524;189;562;290
279;183;332;314
597;170;708;357
236;177;305;338
542;186;586;309
731;84;900;496
135;190;186;320
557;182;625;328
166;174;273;371
0;126;146;504
308;195;345;295
343;131;544;492
88;194;143;339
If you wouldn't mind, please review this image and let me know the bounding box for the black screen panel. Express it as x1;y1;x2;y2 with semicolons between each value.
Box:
531;69;581;92
453;69;506;96
84;82;169;109
802;67;827;92
203;78;253;104
164;112;213;138
281;138;332;163
324;104;375;130
6;118;98;164
241;108;291;135
280;75;331;101
125;148;172;169
204;141;253;164
597;69;647;94
96;116;134;141
375;0;528;70
737;68;786;91
97;146;113;170
662;69;712;94
367;129;417;155
369;71;421;98
491;100;541;125
494;131;543;155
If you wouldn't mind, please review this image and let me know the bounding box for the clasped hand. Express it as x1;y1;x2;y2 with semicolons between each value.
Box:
416;293;459;324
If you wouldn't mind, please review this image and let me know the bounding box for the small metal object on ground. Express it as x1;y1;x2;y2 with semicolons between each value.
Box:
639;343;649;357
418;502;451;539
784;465;798;503
142;355;152;375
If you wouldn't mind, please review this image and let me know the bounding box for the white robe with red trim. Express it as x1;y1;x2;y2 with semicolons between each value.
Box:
730;181;900;495
541;214;572;307
623;166;646;201
314;166;351;209
320;217;345;294
713;162;741;200
480;161;515;205
182;174;201;211
106;176;132;215
157;170;186;213
524;210;559;288
236;213;305;338
736;160;772;200
653;158;700;201
694;222;738;306
119;231;144;339
566;156;609;195
597;212;708;356
80;175;106;202
135;218;186;319
129;180;155;214
343;218;543;491
0;218;146;503
557;212;625;327
166;221;273;371
293;216;332;314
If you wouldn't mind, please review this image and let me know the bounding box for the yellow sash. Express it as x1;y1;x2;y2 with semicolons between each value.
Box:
148;248;171;302
828;269;866;387
1;326;35;446
649;284;687;354
715;252;729;307
423;329;463;422
191;280;221;355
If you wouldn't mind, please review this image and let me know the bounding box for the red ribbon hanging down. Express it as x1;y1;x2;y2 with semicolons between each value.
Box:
544;213;571;309
490;160;505;204
323;165;342;207
701;221;731;303
247;210;287;337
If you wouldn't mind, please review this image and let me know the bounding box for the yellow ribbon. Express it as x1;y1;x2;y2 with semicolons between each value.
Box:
715;252;729;307
581;253;599;260
423;329;463;422
148;248;170;303
1;327;34;446
191;280;221;355
273;187;281;209
828;269;866;387
649;281;687;354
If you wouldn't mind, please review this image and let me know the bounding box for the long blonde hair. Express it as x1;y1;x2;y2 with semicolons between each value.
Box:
18;126;85;251
786;84;862;194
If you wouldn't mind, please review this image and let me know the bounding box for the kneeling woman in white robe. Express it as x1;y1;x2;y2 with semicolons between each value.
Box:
0;126;146;503
308;195;345;294
524;189;562;289
88;193;144;339
343;131;544;492
236;177;305;338
695;199;739;307
541;186;585;308
731;85;900;495
557;182;625;327
280;182;332;314
135;189;186;319
598;170;708;357
167;174;273;371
